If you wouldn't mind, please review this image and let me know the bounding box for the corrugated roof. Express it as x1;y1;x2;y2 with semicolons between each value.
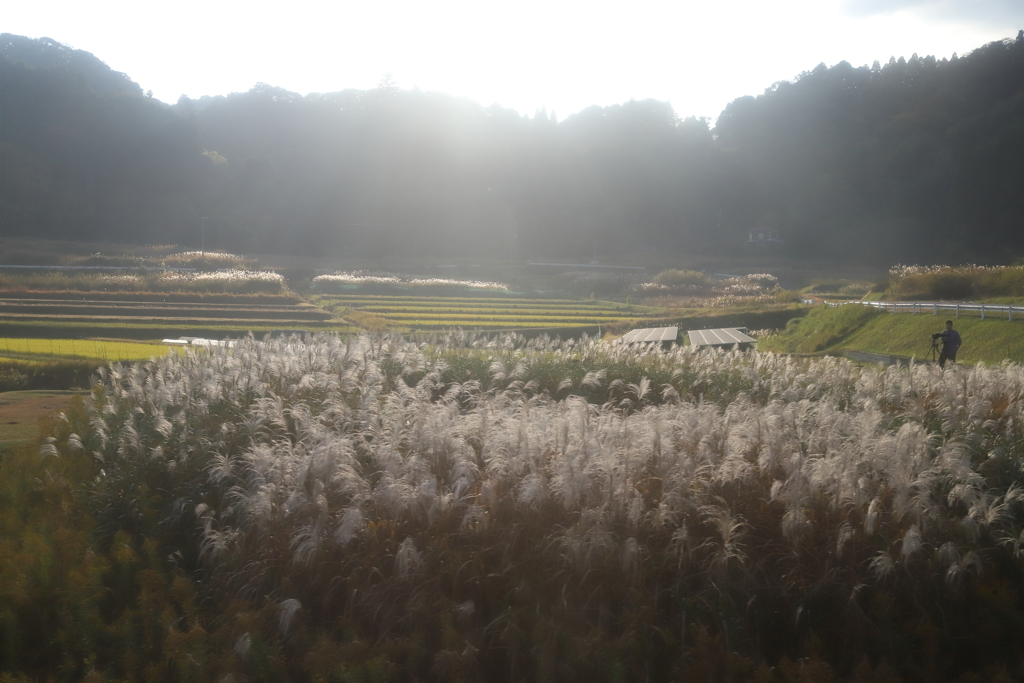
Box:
620;327;678;343
687;328;756;347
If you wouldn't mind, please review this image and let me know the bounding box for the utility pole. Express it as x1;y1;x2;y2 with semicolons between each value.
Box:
201;216;208;257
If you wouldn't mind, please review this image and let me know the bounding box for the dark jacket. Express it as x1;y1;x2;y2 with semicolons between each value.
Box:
935;329;961;353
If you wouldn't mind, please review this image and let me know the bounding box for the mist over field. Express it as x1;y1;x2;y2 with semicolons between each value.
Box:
8;25;1024;683
3;31;1024;267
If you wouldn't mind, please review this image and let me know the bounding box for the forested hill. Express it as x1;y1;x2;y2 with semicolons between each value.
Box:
715;32;1024;263
2;31;1023;265
0;33;143;97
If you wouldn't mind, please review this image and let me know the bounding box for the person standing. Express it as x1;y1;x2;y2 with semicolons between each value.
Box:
932;320;962;367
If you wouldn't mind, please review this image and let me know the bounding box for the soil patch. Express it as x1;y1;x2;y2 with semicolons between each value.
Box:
0;390;79;448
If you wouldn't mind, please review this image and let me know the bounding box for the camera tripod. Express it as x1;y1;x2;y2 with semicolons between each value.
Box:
928;337;941;363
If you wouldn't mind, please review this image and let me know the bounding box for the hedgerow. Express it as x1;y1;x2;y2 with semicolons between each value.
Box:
888;264;1024;301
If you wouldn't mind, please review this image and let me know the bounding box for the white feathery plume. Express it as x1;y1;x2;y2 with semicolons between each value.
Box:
901;524;923;560
278;599;302;636
395;536;422;578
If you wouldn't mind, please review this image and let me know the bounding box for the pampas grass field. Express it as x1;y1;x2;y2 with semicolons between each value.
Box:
9;332;1024;681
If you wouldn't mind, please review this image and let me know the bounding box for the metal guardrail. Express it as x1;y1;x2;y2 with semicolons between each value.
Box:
828;300;1024;321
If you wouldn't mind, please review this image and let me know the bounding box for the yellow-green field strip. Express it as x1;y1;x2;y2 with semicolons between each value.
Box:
0;338;175;361
358;303;629;311
324;299;661;312
314;295;635;308
387;321;622;329
357;308;633;318
344;303;626;311
0;320;361;333
370;317;638;325
0;313;337;325
314;294;586;303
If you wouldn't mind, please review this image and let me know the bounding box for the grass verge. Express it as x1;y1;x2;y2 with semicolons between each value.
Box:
758;304;883;354
662;305;810;339
761;303;1024;363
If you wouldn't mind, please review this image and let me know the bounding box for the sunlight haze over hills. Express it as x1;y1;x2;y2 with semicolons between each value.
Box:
6;0;1024;119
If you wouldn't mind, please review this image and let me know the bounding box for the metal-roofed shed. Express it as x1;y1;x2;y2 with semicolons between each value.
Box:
619;327;679;344
687;327;756;348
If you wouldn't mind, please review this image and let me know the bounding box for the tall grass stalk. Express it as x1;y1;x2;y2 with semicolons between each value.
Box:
46;331;1024;680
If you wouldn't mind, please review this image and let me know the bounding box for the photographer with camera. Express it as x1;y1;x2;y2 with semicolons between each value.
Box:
932;320;962;368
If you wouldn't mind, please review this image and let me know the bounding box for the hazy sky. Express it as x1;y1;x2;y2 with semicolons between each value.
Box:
5;0;1024;120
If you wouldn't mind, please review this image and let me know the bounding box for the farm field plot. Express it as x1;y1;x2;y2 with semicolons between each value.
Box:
0;338;174;362
0;266;360;339
0;294;357;339
315;293;661;308
0;319;361;341
345;305;642;319
0;297;334;321
313;293;664;330
0;290;303;304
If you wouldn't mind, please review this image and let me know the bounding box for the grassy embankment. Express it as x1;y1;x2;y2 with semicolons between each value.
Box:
760;303;1024;363
668;303;809;341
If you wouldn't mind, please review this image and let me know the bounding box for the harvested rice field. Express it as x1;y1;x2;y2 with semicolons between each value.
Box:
312;294;665;330
0;295;358;339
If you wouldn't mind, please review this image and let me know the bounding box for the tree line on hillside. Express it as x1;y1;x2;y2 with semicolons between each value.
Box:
2;30;1024;265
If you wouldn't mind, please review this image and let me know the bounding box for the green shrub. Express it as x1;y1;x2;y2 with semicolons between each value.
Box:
890;264;1024;300
0;360;97;390
900;271;975;299
652;269;708;287
806;280;847;293
773;289;803;303
806;280;872;296
977;267;1024;297
0;367;28;391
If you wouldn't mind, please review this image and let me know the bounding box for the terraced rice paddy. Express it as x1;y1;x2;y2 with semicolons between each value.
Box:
314;294;664;330
0;297;334;322
0;338;175;362
0;295;360;338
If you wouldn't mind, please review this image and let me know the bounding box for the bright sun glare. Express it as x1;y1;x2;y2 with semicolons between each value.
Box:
4;0;1023;118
